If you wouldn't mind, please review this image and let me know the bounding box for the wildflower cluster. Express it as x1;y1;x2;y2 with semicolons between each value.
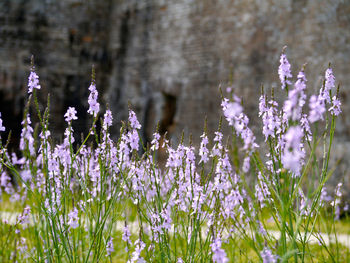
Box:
0;49;346;262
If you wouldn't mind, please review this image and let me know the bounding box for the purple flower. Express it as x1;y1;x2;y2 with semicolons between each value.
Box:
255;172;271;208
28;71;41;93
222;95;258;159
320;187;331;202
106;237;114;256
128;110;141;129
149;212;161;239
283;70;307;121
281;126;304;176
103;110;113;129
329;96;341;116
211;131;223;157
17;237;27;254
63;126;75;147
282;150;304;177
242;155;251;173
332;183;342;220
44;198;56;215
17;206;31;228
20;169;32;182
308;95;325;123
211;237;228;263
221;187;244;220
320;187;332;209
299;189;311;217
0;113;5;132
122;225;131;244
118;134;131;167
284;126;303;149
295;70;307;97
150;132;161;151
325;68;335;90
221;97;242;126
68;207;79;229
258;221;267;236
1;172;14;196
128;129;139;151
278;48;292;89
259;95;268;117
236;114;259;151
20;114;35;155
260;97;280;141
160;207;172;231
322;67;335;103
199;133;209;164
166;145;185;168
130;239;146;263
1;172;10;187
260;247;277;263
300;114;312;141
64;107;78;123
87;83;100;116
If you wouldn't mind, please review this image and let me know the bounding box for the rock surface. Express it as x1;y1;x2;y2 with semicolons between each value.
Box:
0;0;349;194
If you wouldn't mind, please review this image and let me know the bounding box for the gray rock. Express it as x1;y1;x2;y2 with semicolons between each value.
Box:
0;0;349;197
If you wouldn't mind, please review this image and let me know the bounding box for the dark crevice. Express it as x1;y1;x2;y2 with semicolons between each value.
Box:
114;10;130;110
0;90;24;152
142;82;152;145
159;93;177;136
63;75;89;146
139;1;153;146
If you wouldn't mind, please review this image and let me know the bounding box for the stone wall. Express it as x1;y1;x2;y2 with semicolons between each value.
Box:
1;0;350;191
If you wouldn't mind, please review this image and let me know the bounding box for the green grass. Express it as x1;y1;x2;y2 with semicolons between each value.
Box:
1;208;349;263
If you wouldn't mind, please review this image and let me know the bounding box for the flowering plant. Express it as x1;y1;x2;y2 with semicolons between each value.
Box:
0;49;347;262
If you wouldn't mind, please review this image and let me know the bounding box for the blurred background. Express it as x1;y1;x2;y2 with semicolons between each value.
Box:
0;0;349;195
